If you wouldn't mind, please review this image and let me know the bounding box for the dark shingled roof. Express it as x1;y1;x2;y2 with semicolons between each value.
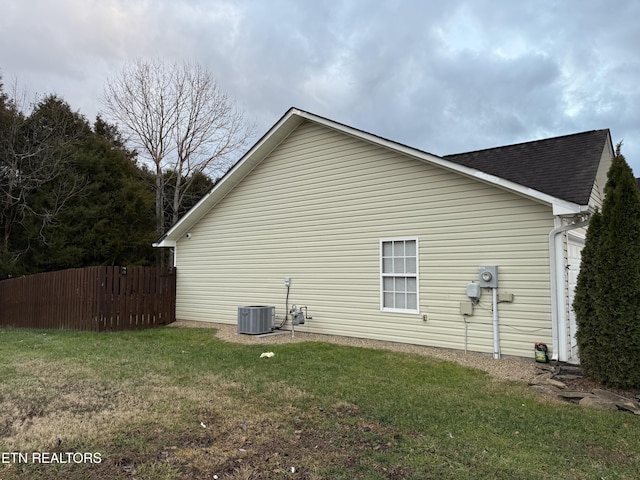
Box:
443;129;610;205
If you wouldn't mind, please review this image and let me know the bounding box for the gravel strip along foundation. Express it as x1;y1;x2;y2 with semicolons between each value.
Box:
169;320;538;384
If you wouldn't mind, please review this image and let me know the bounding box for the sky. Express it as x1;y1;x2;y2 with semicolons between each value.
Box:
2;0;639;176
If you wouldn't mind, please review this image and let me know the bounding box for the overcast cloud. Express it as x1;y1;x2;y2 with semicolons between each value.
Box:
2;0;639;174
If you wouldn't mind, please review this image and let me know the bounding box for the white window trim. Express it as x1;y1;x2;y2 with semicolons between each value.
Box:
380;237;420;314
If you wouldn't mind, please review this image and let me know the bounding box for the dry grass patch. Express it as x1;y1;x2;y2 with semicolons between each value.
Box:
1;353;407;479
0;358;123;450
157;378;407;479
1;360;252;450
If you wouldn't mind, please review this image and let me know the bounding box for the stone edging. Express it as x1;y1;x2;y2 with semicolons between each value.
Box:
528;363;640;414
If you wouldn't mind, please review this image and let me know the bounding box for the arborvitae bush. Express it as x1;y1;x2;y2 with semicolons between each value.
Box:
574;144;640;388
573;210;602;374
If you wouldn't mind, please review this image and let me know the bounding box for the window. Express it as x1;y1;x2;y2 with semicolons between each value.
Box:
380;238;418;313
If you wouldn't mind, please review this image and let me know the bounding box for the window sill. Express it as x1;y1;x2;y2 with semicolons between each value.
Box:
380;308;420;315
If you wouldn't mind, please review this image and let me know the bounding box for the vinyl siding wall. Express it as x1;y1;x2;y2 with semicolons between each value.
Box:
588;142;611;211
176;121;555;357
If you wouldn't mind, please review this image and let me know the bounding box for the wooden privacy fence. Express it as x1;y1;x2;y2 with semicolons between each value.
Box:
0;266;176;331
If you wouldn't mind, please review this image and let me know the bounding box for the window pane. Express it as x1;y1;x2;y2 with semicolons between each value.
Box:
405;240;416;256
394;258;404;274
383;258;393;273
380;238;419;311
407;293;417;310
405;257;416;274
384;292;394;308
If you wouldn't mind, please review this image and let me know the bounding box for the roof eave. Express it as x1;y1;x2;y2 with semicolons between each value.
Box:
154;108;592;246
466;169;588;215
153;239;176;248
297;112;592;211
551;202;590;216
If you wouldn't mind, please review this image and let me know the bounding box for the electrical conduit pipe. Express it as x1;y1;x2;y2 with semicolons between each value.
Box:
492;287;499;359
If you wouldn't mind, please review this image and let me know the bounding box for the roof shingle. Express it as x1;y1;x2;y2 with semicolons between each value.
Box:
443;130;610;205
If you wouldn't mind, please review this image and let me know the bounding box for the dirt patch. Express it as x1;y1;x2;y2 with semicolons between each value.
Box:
562;375;639;400
160;401;412;480
1;350;414;479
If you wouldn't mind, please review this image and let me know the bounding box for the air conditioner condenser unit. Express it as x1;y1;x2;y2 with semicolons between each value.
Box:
237;306;275;334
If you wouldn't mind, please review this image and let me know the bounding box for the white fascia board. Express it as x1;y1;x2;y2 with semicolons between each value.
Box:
551;202;590;216
153;240;176;248
472;171;587;215
154;108;588;246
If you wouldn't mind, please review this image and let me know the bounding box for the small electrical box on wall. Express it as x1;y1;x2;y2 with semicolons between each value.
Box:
479;266;498;288
498;292;514;303
460;301;474;316
466;282;480;300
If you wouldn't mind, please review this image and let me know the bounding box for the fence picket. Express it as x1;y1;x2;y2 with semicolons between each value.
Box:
0;266;176;331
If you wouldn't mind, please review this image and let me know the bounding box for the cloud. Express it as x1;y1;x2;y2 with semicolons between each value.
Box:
1;0;639;171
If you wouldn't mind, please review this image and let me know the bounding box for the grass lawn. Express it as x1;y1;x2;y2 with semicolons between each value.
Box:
1;326;639;479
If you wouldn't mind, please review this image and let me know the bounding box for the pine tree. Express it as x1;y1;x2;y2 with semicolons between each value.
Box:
574;143;640;388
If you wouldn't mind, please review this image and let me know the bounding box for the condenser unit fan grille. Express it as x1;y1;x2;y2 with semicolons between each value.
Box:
237;306;274;334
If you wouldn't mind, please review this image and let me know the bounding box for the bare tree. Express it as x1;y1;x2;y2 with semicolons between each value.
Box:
102;59;255;235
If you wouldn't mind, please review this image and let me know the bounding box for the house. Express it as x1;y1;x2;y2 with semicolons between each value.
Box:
154;108;613;362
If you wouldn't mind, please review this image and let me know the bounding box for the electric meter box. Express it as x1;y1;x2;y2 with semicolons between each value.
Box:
479;266;498;288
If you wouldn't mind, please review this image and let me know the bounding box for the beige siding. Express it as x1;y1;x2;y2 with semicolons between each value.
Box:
176;121;555;357
588;142;612;210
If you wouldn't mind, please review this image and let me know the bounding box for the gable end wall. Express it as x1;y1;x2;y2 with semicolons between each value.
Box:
588;143;612;210
175;121;554;357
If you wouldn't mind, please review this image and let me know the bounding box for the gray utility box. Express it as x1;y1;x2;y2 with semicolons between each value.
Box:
237;306;275;334
479;266;499;288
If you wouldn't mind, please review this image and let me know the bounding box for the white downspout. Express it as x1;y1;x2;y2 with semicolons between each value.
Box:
548;216;590;361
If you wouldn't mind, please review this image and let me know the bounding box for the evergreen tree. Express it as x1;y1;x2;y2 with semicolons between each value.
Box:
574;143;640;388
0;93;86;277
0;81;158;276
22;115;157;272
573;210;603;373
